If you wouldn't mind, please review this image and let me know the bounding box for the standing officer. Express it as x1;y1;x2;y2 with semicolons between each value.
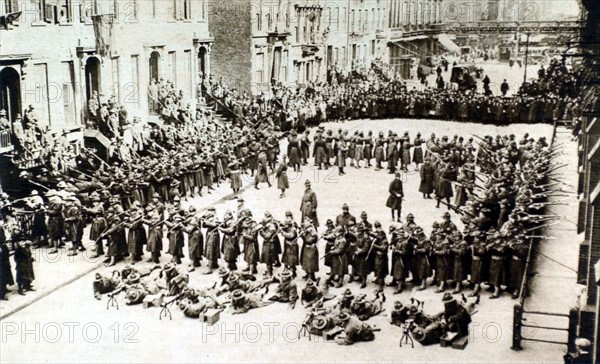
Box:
386;172;404;222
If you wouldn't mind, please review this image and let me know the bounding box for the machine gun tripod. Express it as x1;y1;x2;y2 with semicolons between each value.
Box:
399;319;415;348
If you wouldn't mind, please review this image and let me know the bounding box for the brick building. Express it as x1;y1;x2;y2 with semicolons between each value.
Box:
0;0;212;136
576;0;600;362
209;0;326;96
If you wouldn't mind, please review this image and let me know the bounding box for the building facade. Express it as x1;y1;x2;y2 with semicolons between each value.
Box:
209;0;327;96
387;0;444;79
576;1;600;362
0;0;212;135
324;0;389;74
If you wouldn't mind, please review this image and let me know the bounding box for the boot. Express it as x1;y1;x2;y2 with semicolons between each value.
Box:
468;284;481;297
360;276;367;289
394;282;404;294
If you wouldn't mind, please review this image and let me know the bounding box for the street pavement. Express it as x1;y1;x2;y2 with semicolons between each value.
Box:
0;117;576;363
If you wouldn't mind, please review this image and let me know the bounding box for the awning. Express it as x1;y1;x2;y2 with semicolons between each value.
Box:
436;34;460;53
391;35;429;42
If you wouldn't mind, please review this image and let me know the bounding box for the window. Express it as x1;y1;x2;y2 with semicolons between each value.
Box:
350;10;354;33
184;50;192;97
111;57;120;102
152;0;156;18
183;0;191;20
256;12;261;31
4;0;18;13
62;62;76;125
255;53;264;83
130;55;140;106
58;0;73;23
169;51;176;87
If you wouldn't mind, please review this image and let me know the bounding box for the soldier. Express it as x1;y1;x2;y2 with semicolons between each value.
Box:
374;132;385;171
300;219;319;281
487;229;507;299
436;163;455;210
336;137;348;175
0;236;14;300
469;231;487;297
440;293;472;337
389;226;412;294
126;201;147;263
322;219;336;274
268;270;298;310
412;227;431;291
433;230;452;293
230;289;272;315
85;193;107;258
219;210;239;271
105;207;127;267
143;206;163;264
335;203;356;228
241;210;260;275
402;213;418;235
300;180;319;228
413;132;425;169
275;155;289;198
165;208;185;264
14;241;35;295
26;190;47;249
358;211;373;232
203;207;221;274
63;196;84;256
508;234;529;299
450;230;469;294
386;172;404;222
254;148;271;190
46;190;64;254
326;226;348;288
335;312;376;346
300;279;335;308
259;212;279;278
387;133;398;174
280;219;299;278
439;212;457;235
183;206;204;272
419;157;435;199
370;222;389;288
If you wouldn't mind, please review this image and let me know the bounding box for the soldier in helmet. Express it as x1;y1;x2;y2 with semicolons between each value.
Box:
126;201;147;263
219;210;239;271
300;218;319;281
203;207;221;274
259;211;279;278
280;219;299;278
165;208;185;264
143;205;163;264
389;225;412;294
241;210;260;275
183;206;204;272
369;221;389;288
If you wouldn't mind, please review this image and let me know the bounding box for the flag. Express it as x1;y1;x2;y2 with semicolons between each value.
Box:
91;14;114;58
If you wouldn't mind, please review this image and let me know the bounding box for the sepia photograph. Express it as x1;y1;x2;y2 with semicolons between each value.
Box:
0;0;597;362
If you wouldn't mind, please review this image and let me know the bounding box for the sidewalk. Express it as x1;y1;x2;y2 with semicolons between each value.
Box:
521;126;583;347
0;155;275;319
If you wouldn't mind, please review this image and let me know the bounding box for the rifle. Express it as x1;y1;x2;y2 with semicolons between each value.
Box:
82;147;110;168
28;180;50;191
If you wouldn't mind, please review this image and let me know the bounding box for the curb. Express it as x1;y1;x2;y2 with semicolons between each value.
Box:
0;260;104;320
0;169;274;321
